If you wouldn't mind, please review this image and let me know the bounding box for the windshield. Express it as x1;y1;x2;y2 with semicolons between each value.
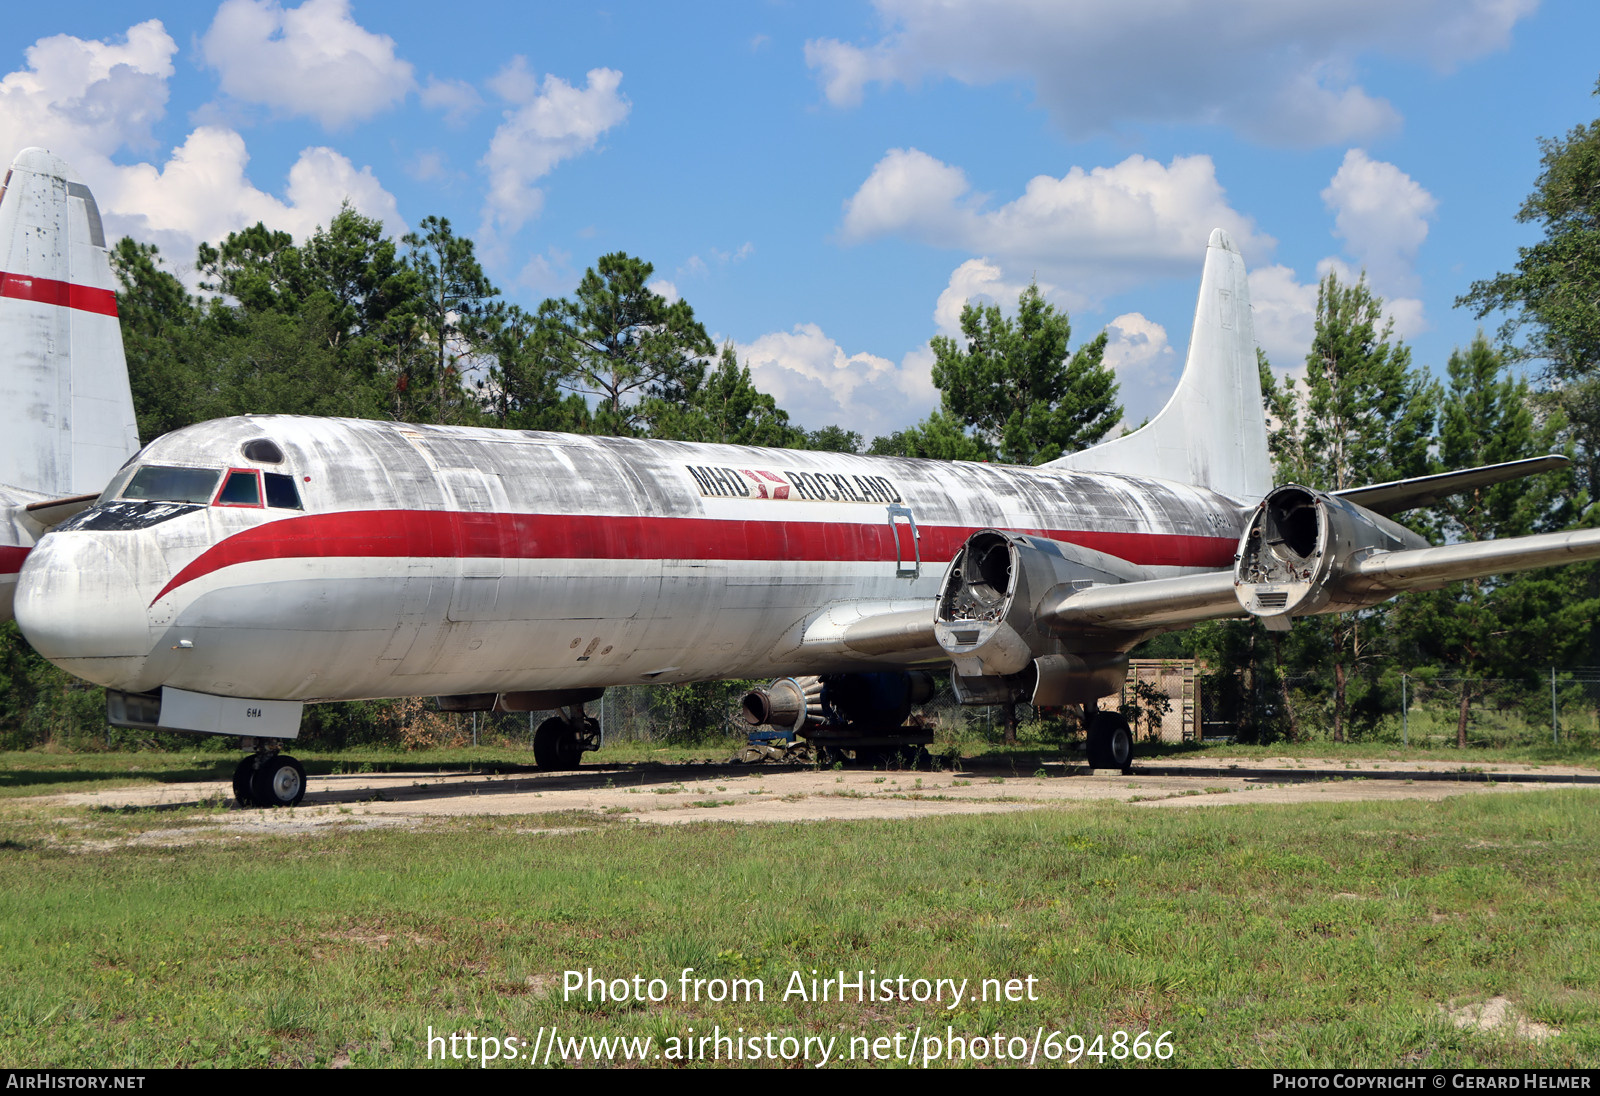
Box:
119;465;222;505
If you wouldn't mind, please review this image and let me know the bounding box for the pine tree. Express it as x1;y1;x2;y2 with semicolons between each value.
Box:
1393;335;1590;746
1281;271;1440;741
534;253;715;437
927;283;1119;465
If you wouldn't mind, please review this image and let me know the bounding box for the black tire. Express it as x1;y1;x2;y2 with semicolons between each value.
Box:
1086;711;1134;771
534;717;579;771
250;755;306;808
232;756;257;807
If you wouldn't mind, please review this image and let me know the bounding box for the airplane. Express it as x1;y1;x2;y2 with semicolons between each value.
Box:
0;148;141;617
14;226;1600;809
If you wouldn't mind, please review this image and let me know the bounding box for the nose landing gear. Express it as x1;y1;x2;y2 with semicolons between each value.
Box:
233;739;305;808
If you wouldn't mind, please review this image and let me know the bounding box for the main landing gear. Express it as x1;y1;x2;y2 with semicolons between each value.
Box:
1086;709;1134;773
233;739;306;808
534;705;601;771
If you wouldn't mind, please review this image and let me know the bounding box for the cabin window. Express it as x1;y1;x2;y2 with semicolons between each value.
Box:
241;438;284;464
214;469;263;508
264;472;303;510
119;465;221;505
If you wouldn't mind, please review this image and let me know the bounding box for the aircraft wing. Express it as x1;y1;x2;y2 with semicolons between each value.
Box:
1041;571;1242;633
777;601;941;660
1334;455;1570;516
1036;526;1600;637
1344;526;1600;594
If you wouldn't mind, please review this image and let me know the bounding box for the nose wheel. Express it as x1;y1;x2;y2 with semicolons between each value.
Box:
233;751;306;808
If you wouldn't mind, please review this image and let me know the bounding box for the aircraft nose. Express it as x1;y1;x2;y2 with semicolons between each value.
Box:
15;532;154;689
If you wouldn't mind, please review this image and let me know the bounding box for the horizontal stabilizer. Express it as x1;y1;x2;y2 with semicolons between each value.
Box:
22;492;99;530
1336;455;1571;516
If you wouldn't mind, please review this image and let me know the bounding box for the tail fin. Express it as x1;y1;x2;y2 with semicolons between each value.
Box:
1044;227;1271;502
0;148;140;498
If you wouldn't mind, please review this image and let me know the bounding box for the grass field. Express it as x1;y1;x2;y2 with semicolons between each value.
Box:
1;759;1598;1069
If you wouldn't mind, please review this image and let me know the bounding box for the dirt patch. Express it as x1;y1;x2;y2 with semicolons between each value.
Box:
1441;996;1561;1042
27;756;1596;838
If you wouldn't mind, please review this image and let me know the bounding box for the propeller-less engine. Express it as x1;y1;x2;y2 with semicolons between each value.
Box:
1233;486;1428;629
933;530;1137;707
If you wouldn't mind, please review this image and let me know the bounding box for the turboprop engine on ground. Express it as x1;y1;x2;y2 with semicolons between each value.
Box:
1233;486;1429;630
933;529;1138;707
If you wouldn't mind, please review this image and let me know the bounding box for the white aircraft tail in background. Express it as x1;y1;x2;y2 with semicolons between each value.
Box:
1046;227;1272;502
0;147;141;617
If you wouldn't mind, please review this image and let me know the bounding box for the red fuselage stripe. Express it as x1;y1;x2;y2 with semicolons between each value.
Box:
0;272;118;317
0;546;29;575
151;510;1238;604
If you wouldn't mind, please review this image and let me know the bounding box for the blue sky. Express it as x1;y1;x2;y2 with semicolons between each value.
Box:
3;0;1597;439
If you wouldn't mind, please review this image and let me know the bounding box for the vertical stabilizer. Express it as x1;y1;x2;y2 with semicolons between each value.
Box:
1045;228;1271;502
0;148;140;498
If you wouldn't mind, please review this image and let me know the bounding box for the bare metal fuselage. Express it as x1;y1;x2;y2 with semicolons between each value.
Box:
16;415;1246;704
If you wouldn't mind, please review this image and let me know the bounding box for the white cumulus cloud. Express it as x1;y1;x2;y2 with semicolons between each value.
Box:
1248;264;1321;373
0;19;176;165
0;20;405;274
200;0;414;129
480;61;630;239
419;76;484;127
807;0;1536;145
106;127;405;265
1321;148;1437;294
932;258;1044;336
736;324;936;435
844;148;1271;304
1103;312;1177;423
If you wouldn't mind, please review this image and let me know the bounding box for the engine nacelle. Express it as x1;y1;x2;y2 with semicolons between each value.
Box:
1234;485;1428;627
936;530;1137;706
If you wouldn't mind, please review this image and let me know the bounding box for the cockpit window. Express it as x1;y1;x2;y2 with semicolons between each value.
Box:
120;465;221;504
242;439;284;463
264;472;303;510
215;469;263;507
97;464;138;505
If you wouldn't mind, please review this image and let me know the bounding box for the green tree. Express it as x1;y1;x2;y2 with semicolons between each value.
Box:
479;302;592;432
928;283;1119;464
537;253;715;437
642;342;805;446
799;425;864;453
401;215;498;423
1276;271;1441;741
1298;272;1438;492
1393;335;1589;745
869;411;992;461
110;239;207;440
1459;77;1600;490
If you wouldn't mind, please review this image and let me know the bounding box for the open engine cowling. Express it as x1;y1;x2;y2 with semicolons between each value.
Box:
935;530;1136;706
1233;485;1428;628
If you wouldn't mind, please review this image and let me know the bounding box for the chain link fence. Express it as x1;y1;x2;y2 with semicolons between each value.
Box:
1200;665;1600;748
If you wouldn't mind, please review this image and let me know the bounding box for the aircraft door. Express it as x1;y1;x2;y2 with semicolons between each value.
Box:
887;503;920;578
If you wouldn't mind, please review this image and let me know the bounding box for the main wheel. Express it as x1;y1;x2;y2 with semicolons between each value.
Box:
232;756;258;807
1086;711;1134;771
249;755;306;808
534;717;580;771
